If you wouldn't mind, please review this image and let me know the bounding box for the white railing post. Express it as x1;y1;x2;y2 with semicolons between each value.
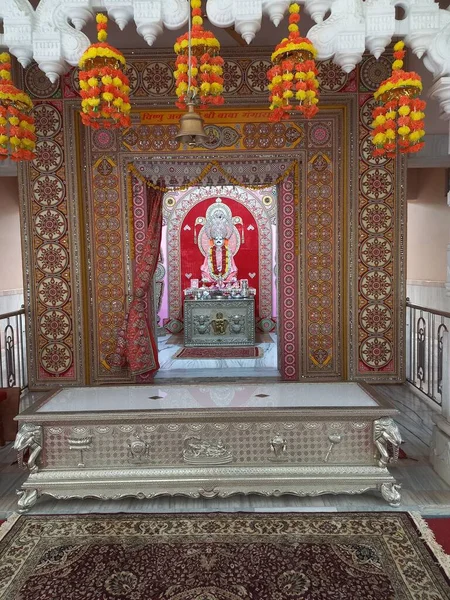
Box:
430;328;450;486
405;302;411;381
441;329;450;421
446;244;450;298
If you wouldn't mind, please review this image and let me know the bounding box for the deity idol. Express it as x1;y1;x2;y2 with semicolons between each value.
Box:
200;229;238;285
197;199;241;287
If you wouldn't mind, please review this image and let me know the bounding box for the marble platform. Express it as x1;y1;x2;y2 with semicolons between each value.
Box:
1;384;448;518
14;383;403;512
34;382;380;412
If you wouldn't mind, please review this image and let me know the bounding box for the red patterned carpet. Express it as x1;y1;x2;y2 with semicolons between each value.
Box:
174;346;263;359
0;513;449;599
426;518;450;555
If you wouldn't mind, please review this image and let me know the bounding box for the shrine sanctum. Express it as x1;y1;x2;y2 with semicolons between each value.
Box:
1;0;450;513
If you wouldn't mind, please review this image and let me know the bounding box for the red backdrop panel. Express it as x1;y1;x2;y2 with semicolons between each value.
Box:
180;197;260;318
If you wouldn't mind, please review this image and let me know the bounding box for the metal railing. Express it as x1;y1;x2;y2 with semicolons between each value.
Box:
0;308;27;391
406;299;450;407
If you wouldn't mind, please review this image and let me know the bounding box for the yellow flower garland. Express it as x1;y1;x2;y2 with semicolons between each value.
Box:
78;14;131;129
174;0;224;109
267;3;319;121
371;40;426;157
0;52;36;161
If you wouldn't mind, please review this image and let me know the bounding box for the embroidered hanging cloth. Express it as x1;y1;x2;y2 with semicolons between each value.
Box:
131;158;296;190
113;183;164;376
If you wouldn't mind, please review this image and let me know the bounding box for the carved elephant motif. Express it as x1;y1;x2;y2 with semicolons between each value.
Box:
14;424;43;473
374;417;402;468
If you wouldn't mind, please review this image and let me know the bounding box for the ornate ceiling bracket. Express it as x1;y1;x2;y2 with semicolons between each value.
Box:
0;0;190;81
206;0;292;44
1;0;34;69
307;0;366;73
307;0;444;73
1;0;450;123
429;78;450;143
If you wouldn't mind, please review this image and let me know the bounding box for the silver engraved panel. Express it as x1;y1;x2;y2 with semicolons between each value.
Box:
42;419;373;469
184;298;255;346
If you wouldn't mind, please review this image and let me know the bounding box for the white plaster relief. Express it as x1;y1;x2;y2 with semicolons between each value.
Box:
103;0;132;31
429;77;450;120
303;0;332;25
2;0;34;67
0;0;450;125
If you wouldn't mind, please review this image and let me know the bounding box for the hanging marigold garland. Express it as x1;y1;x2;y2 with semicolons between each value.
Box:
0;52;36;161
78;14;131;129
174;0;224;109
371;41;426;157
267;3;319;122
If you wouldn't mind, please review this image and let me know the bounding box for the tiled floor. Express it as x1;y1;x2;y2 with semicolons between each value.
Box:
1;383;449;519
155;333;280;379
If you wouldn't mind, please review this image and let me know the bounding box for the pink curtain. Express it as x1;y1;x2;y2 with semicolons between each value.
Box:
113;183;164;376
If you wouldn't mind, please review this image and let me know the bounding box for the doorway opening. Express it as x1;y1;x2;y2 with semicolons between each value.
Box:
153;185;279;380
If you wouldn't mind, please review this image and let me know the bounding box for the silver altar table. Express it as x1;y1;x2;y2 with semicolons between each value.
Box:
14;382;402;511
184;298;255;347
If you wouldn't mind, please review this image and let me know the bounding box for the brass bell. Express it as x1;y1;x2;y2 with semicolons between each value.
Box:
175;101;208;148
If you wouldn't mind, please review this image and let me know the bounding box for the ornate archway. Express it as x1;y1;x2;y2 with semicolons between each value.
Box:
127;156;300;380
19;50;406;388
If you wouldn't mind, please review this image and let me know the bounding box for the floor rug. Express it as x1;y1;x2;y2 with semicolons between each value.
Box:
425;517;450;555
173;346;264;359
1;513;450;599
166;332;273;345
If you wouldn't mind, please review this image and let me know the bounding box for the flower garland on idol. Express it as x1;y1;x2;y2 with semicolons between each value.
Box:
267;3;319;122
208;241;230;279
78;14;131;129
371;41;425;158
174;0;224;109
0;52;36;161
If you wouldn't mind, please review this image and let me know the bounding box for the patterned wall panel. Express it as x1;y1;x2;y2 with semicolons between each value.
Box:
18;47;404;386
87;129;129;383
355;54;405;381
64;47;354;106
305;150;338;374
19;95;81;386
278;174;300;380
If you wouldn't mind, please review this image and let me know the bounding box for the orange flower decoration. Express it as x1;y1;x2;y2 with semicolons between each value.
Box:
267;3;319;121
371;41;426;157
174;0;224;109
0;52;36;162
78;14;131;129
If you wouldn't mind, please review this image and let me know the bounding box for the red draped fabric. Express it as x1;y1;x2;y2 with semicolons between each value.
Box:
113;183;163;376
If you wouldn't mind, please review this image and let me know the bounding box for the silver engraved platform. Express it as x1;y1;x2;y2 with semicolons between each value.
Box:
184;298;255;346
14;382;402;511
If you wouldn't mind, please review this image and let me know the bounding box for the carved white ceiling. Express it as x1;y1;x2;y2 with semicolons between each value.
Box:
0;0;450;121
